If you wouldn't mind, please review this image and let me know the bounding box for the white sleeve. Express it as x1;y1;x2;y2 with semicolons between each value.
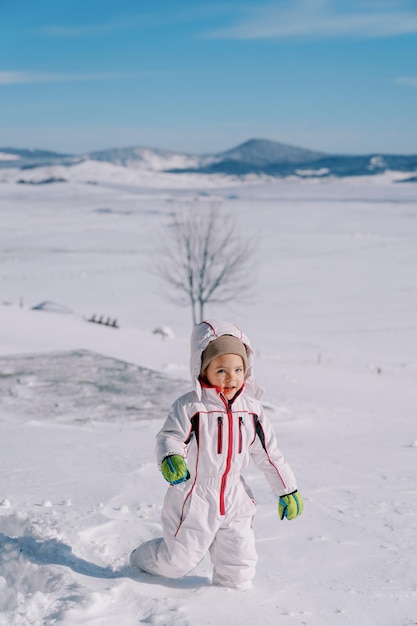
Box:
155;396;194;466
250;409;298;496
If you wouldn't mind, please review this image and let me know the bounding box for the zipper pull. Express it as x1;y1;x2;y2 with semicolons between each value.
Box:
238;416;244;453
217;416;223;453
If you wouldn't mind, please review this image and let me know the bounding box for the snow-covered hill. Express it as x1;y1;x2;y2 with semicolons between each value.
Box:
1;138;416;182
0;176;416;625
85;146;209;171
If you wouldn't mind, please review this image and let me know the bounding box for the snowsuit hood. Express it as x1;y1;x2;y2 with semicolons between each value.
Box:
190;320;264;401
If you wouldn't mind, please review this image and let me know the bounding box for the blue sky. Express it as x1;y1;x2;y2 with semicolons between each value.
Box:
1;0;416;154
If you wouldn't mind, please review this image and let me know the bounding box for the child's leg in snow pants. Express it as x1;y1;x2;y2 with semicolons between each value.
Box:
131;491;257;589
209;512;258;588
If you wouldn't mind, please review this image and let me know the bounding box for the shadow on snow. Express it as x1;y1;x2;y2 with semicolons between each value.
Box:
0;533;210;589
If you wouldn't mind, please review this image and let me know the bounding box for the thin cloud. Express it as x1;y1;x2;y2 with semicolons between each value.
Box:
394;76;417;86
0;70;149;86
40;6;240;39
202;0;417;40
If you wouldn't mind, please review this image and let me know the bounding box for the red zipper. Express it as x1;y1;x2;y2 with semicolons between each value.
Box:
217;416;223;453
219;396;233;516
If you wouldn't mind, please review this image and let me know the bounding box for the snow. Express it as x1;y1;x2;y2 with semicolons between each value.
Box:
124;148;205;172
295;168;329;176
1;155;415;189
0;173;416;625
0;153;21;162
368;156;387;170
0;160;242;189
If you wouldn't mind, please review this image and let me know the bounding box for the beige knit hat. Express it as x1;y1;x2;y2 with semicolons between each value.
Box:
200;335;248;374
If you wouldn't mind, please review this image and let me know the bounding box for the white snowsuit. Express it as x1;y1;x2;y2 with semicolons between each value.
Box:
131;320;298;588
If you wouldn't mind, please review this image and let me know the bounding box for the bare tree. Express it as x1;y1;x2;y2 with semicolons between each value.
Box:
157;204;255;325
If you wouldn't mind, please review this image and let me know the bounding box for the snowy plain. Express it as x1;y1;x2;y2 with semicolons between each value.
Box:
0;165;416;625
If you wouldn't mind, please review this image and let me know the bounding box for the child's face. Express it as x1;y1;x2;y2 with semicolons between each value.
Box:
204;353;245;400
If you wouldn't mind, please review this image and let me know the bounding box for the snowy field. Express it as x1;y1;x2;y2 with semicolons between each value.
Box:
0;171;416;625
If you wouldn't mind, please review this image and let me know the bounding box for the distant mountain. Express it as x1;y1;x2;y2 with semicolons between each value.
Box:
167;140;417;178
217;138;326;166
0;139;416;180
0;147;77;169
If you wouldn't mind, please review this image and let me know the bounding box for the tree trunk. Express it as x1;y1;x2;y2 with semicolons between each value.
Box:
191;301;197;326
199;300;205;324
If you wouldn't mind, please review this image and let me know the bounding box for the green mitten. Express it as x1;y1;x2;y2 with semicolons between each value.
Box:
161;455;190;485
279;490;304;520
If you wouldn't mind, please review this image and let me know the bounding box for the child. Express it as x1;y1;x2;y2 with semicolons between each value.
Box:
130;320;303;590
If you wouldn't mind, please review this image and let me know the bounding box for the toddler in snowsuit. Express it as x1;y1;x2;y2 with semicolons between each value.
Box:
130;320;303;589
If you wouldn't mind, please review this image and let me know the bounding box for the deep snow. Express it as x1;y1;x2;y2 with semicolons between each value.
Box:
0;169;416;625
